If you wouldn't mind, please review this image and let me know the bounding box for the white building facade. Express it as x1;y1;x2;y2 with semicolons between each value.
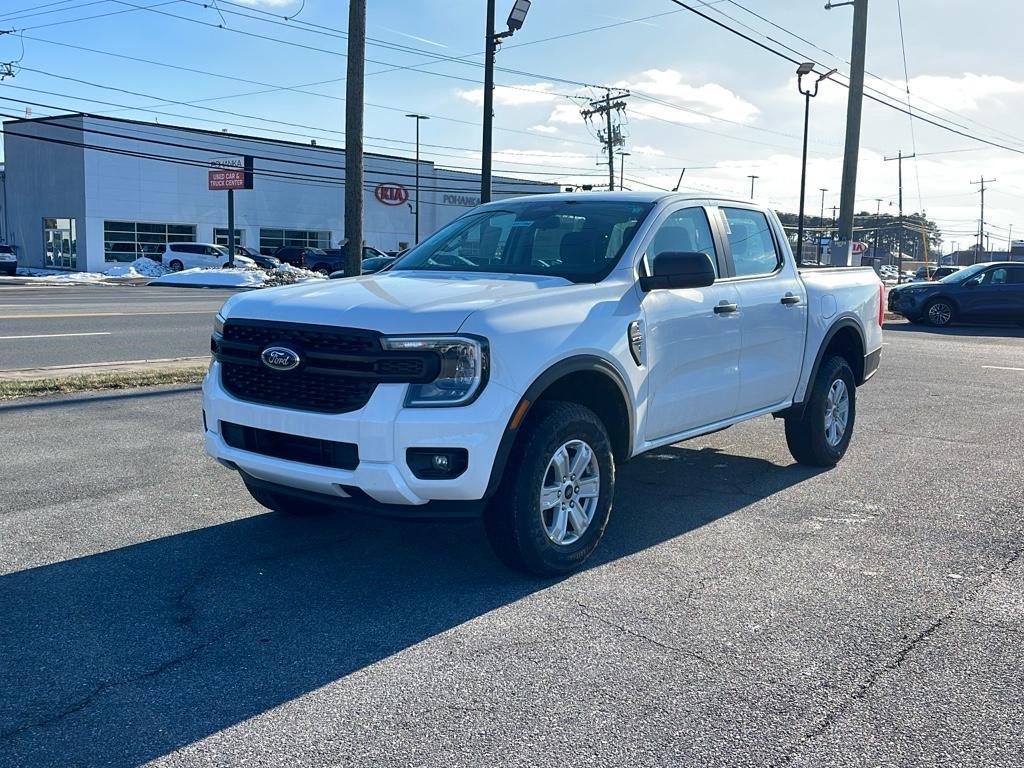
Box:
1;114;557;272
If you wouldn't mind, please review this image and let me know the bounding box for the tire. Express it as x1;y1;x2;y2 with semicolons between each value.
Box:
168;259;184;272
244;480;332;516
785;355;856;467
483;401;615;576
925;298;955;327
312;263;331;275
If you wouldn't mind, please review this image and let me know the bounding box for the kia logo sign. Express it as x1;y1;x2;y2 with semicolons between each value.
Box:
375;183;409;206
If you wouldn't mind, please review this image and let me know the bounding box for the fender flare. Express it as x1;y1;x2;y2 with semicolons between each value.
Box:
784;318;866;419
482;355;633;499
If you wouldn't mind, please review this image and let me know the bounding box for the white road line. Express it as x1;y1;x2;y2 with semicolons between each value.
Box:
0;331;113;340
0;310;215;319
982;365;1024;372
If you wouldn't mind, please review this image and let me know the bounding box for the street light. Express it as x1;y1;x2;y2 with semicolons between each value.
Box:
819;188;828;264
795;63;836;266
617;150;631;191
405;113;429;244
481;0;532;203
747;174;759;199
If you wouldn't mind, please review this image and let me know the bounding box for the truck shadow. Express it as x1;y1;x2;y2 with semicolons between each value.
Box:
0;445;821;766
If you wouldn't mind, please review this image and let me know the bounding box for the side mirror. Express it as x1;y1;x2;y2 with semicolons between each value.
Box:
965;277;981;287
639;251;716;292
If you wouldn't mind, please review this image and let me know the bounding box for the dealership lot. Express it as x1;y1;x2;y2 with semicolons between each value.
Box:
1;323;1022;767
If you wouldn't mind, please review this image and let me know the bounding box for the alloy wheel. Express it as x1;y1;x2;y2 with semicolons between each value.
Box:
539;439;600;546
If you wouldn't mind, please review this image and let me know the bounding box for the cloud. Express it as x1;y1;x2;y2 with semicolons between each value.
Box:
549;103;583;124
229;0;299;6
904;73;1024;111
632;145;665;157
457;82;560;107
530;124;559;134
617;69;760;124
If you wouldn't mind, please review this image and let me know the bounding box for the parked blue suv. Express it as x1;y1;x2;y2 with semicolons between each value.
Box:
888;262;1024;327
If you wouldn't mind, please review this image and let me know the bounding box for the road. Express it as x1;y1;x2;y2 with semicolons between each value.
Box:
0;285;233;370
1;323;1022;767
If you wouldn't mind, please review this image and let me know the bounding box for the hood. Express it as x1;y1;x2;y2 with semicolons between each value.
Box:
222;270;575;334
891;281;943;294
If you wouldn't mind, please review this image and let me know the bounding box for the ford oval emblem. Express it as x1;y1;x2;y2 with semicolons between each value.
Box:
261;346;301;372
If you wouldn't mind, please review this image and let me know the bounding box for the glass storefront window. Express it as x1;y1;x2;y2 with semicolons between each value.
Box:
213;228;244;247
103;221;197;262
43;218;77;270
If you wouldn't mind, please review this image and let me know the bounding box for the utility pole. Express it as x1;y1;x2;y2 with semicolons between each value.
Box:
885;151;914;281
1008;224;1013;256
747;174;759;199
828;0;869;266
873;197;883;261
481;0;532;203
971;177;994;263
819;188;828;264
581;89;629;190
343;0;366;277
617;151;631;191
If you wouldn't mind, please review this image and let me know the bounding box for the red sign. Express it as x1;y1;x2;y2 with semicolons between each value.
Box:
209;169;247;191
375;183;409;206
852;241;869;254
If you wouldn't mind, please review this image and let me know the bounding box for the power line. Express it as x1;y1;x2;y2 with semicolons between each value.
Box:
665;0;1024;157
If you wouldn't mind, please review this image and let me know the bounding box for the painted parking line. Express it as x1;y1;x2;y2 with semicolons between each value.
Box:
981;365;1024;372
0;331;113;340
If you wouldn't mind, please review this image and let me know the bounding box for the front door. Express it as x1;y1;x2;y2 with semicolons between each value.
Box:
641;204;741;441
961;266;1024;320
42;218;77;270
717;205;807;413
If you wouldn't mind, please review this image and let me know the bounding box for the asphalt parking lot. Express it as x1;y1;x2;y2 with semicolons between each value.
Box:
1;321;1022;767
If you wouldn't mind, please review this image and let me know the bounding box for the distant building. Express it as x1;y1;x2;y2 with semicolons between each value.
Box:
1;113;558;272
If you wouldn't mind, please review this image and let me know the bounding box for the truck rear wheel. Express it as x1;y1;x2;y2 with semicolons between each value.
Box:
784;355;856;467
243;480;332;516
484;401;614;576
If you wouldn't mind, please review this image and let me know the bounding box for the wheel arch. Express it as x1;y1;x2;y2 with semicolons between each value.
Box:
483;356;633;498
782;318;866;420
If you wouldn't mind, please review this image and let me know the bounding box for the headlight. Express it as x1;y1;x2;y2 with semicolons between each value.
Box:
213;312;225;335
380;335;488;407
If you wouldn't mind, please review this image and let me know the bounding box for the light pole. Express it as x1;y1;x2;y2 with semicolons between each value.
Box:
747;174;759;199
873;197;883;262
405;113;429;244
795;63;835;267
481;0;531;203
818;188;829;264
617;151;631;191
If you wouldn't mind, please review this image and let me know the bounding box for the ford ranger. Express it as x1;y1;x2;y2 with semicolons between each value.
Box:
204;193;883;574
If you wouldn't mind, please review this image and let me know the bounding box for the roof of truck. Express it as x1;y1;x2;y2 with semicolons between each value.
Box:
483;191;755;207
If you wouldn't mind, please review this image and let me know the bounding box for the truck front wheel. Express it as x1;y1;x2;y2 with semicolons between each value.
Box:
484;401;614;576
784;355;857;467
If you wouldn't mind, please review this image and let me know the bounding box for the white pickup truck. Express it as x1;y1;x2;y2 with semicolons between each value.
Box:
204;193;883;574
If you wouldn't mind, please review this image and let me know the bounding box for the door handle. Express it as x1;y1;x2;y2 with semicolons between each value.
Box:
781;294;801;305
714;301;739;314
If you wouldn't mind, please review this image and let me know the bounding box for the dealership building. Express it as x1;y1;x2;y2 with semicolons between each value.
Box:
0;113;558;272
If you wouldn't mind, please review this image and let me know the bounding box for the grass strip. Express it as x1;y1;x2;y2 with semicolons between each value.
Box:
0;367;207;400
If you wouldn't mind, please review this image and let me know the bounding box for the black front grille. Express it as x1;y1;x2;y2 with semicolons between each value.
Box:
213;319;438;414
220;421;358;470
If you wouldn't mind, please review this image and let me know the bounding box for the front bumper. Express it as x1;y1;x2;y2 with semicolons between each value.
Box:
202;361;520;508
887;289;929;318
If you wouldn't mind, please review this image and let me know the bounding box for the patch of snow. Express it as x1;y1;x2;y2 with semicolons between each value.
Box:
15;268;106;283
149;265;326;289
102;257;168;278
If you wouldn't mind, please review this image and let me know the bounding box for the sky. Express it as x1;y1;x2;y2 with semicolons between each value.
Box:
1;0;1023;251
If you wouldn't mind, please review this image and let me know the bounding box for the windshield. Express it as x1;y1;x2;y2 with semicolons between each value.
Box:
940;264;983;283
392;199;656;282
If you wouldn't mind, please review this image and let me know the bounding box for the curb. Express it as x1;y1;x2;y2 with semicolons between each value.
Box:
0;356;209;381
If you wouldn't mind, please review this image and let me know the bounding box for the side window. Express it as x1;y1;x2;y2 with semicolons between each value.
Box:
720;207;781;277
646;207;718;276
1007;267;1024;284
987;267;1008;285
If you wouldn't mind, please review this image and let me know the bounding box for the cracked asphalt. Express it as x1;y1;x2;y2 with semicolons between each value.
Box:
1;321;1022;767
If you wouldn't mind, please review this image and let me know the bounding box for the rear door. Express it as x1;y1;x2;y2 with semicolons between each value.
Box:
639;203;742;440
717;205;807;414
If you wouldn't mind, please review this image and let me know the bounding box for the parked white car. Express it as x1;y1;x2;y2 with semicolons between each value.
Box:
160;243;256;272
204;193;884;574
0;244;16;276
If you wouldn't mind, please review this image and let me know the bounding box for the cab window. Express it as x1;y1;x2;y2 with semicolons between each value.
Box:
645;207;718;277
721;207;781;277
